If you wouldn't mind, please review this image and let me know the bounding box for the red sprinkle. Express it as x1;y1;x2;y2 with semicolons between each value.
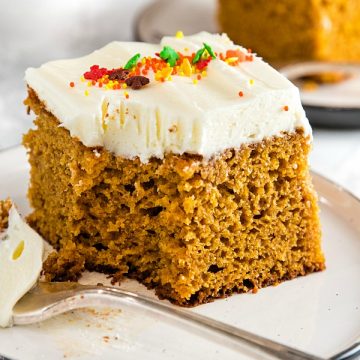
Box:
238;91;244;97
196;59;211;70
69;81;75;88
84;65;109;81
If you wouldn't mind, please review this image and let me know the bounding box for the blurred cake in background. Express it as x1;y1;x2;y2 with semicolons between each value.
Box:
218;0;360;63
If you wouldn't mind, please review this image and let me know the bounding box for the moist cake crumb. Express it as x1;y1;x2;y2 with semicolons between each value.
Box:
0;199;12;232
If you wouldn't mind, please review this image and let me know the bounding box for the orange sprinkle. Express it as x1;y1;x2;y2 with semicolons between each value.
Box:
283;105;289;111
238;91;244;97
69;81;75;88
197;74;202;81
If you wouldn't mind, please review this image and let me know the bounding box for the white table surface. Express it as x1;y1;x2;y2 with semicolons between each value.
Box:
1;0;359;198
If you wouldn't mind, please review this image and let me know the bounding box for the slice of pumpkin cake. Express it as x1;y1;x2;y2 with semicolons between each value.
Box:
23;32;325;306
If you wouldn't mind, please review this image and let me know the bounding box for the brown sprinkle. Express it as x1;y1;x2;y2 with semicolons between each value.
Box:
125;75;150;90
108;68;130;81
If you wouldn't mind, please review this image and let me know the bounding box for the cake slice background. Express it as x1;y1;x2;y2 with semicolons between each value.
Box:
23;32;325;306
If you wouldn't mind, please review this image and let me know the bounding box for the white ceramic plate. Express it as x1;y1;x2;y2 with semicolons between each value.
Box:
0;146;360;360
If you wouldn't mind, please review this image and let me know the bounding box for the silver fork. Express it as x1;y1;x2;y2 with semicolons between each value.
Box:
12;282;360;360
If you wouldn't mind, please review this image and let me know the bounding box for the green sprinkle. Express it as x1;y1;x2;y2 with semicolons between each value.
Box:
203;43;216;59
159;46;179;67
193;43;217;64
124;53;141;70
192;48;205;64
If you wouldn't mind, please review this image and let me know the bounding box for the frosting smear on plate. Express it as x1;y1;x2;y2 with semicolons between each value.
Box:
0;204;44;327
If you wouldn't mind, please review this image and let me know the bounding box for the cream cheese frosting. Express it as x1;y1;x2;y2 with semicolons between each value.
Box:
25;32;311;162
0;206;44;327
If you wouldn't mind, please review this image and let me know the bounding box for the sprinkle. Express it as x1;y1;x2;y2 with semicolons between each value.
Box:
197;74;202;80
201;70;207;77
80;76;85;82
124;53;141;70
69;81;75;88
193;47;205;64
87;81;92;87
125;75;150;90
155;67;173;81
84;65;108;81
193;79;198;85
122;83;127;89
197;59;211;71
175;30;184;39
84;90;89;96
159;46;179;67
226;57;239;64
203;43;216;59
249;79;254;85
124;91;129;99
108;68;129;81
283;105;289;111
238;91;244;97
180;58;192;77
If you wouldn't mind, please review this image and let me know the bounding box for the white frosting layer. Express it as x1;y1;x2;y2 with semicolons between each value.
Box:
0;206;44;327
25;32;311;162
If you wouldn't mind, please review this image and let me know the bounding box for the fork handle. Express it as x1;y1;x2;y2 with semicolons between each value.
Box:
14;284;323;360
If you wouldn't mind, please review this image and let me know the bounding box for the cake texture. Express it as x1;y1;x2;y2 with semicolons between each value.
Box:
218;0;360;63
0;199;12;232
24;32;325;306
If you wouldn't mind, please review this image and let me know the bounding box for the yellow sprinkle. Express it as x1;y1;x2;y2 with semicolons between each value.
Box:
124;91;129;97
193;79;198;85
180;58;192;77
122;83;127;89
249;79;254;85
201;70;207;77
106;84;113;90
84;90;89;96
168;76;173;81
155;67;173;81
179;71;184;76
226;57;239;64
80;76;85;82
184;47;189;52
141;57;146;64
175;30;184;39
87;81;92;87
